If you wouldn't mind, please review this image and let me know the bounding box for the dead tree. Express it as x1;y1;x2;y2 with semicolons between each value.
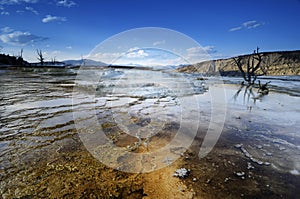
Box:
20;48;23;59
258;80;271;94
233;47;264;84
51;56;56;64
36;49;44;65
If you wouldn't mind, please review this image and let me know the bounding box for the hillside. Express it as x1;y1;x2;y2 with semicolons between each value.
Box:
0;54;29;66
177;50;300;76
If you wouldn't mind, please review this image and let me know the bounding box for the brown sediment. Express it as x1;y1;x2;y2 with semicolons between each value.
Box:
0;132;194;199
2;131;299;199
1;118;300;198
1;68;300;198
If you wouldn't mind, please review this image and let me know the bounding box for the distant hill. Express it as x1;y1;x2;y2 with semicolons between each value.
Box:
0;54;107;68
177;50;300;76
63;59;107;67
0;53;29;66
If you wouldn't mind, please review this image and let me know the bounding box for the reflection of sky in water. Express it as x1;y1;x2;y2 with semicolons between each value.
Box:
0;68;299;176
221;76;300;97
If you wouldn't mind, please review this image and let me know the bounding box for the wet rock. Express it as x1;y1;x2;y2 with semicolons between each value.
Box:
206;179;212;184
279;146;286;151
236;171;245;177
265;152;273;156
136;118;151;127
247;162;254;170
237;145;271;166
234;143;243;148
224;177;230;183
289;169;300;175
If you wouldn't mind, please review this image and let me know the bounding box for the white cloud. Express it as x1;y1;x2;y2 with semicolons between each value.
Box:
16;10;24;14
229;20;262;32
25;6;38;15
56;0;76;7
1;26;13;33
1;11;9;15
202;46;217;54
229;26;242;32
51;50;60;55
88;52;125;63
153;40;165;46
243;20;256;27
0;30;47;46
66;46;72;49
42;15;67;23
0;0;38;5
128;47;139;51
185;46;213;63
252;23;261;28
126;48;149;58
89;46;214;66
243;20;262;29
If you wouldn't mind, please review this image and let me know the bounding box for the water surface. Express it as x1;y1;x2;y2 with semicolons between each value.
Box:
0;67;299;198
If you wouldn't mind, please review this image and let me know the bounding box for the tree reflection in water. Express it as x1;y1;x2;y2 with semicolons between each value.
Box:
233;81;270;110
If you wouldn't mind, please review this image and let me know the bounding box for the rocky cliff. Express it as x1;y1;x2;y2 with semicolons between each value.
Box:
177;50;300;76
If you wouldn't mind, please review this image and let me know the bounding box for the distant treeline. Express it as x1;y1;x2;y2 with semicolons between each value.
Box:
0;53;67;68
0;53;29;66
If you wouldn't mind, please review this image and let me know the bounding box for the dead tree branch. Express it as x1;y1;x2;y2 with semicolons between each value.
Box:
36;49;44;65
233;47;265;84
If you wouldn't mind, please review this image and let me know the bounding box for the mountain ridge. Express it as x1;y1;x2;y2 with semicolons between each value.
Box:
177;50;300;76
62;59;107;66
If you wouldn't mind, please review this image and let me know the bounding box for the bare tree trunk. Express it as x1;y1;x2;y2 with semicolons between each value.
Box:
20;48;23;59
233;47;264;85
233;57;246;81
36;49;44;66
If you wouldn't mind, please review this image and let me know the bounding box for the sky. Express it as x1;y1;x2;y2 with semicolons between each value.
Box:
0;0;300;65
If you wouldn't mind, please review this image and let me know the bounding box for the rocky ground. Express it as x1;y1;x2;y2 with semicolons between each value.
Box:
1;68;299;198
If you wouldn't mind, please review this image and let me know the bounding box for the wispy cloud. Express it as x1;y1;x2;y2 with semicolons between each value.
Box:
0;0;38;5
229;26;242;32
51;50;60;55
42;15;67;23
1;10;9;15
66;46;72;49
88;52;124;63
0;4;8;15
56;0;76;8
202;46;217;54
153;40;165;46
126;47;149;58
16;10;24;14
0;30;47;46
185;46;214;63
25;6;38;15
243;20;261;29
1;26;13;33
229;20;263;32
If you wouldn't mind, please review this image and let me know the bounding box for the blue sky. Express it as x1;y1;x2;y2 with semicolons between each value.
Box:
0;0;299;65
